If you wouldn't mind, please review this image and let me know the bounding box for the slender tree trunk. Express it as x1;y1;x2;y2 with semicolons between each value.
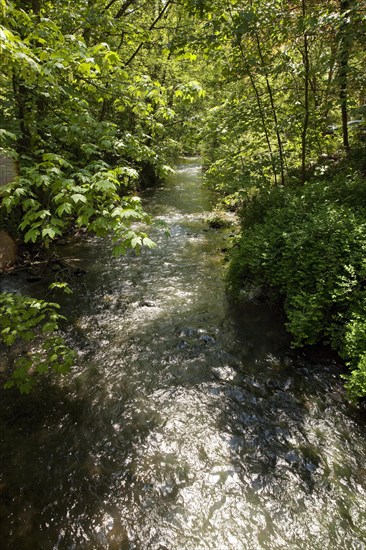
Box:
31;0;40;14
338;0;351;153
248;71;278;185
235;39;278;185
227;3;278;185
161;8;183;87
83;0;96;46
301;0;310;183
255;34;286;185
13;75;32;154
99;98;109;122
124;0;172;66
322;43;337;122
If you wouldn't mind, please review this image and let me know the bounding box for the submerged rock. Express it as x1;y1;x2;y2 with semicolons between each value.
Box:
199;334;216;345
177;340;188;349
178;328;196;338
139;300;156;307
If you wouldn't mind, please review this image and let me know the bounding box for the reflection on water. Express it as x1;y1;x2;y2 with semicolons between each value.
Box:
1;159;366;549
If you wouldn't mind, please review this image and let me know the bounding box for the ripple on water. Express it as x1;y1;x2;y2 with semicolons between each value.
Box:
1;159;366;549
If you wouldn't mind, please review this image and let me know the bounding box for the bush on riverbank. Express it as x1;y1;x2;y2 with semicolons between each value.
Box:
227;155;366;400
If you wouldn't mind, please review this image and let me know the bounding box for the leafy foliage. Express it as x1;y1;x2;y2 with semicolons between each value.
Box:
181;0;366;399
0;0;206;391
1;0;365;399
0;291;75;393
228;161;366;400
1;155;151;254
197;0;366;192
0;0;208;244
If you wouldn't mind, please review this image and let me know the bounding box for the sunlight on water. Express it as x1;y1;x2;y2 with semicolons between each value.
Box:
1;158;366;549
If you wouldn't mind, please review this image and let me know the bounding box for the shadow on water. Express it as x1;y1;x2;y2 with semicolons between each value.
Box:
0;378;160;549
1;158;366;549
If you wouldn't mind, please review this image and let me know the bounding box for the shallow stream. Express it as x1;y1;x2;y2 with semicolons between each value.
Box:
1;159;366;549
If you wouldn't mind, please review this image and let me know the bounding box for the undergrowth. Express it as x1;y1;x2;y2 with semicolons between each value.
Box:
227;154;366;401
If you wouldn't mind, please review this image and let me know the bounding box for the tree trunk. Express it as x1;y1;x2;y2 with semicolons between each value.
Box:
124;0;173;66
338;0;351;153
248;70;278;185
13;76;32;154
301;0;310;183
255;34;286;185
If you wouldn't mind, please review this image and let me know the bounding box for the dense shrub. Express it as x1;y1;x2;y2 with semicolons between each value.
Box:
228;168;366;400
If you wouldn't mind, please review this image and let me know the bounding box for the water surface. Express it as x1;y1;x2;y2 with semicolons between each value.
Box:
1;159;366;549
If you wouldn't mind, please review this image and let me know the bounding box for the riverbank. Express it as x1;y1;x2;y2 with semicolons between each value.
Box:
227;152;366;400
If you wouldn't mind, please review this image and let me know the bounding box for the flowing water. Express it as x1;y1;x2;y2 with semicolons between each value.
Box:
1;158;366;549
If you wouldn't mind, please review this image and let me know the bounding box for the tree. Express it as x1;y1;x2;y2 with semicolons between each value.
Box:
179;0;366;400
0;0;206;391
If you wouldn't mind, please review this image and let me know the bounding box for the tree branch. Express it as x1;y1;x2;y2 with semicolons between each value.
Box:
114;0;136;19
124;0;173;66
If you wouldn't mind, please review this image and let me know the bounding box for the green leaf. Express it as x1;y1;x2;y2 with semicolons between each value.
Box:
24;227;40;243
56;203;72;216
142;237;156;249
131;235;142;248
49;282;73;294
42;226;61;239
71;193;87;204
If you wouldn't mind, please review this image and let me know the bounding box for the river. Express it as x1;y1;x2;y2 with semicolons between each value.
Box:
1;158;366;549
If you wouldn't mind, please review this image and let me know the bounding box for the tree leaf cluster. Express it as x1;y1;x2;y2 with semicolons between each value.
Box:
0;291;75;393
0;0;206;391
